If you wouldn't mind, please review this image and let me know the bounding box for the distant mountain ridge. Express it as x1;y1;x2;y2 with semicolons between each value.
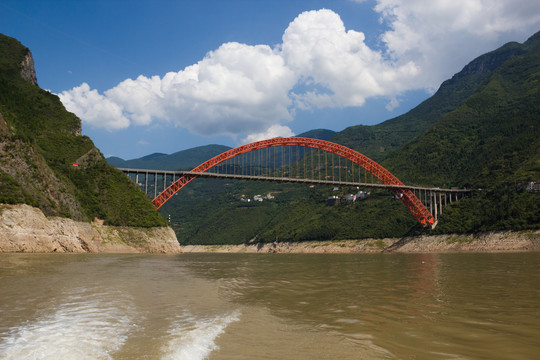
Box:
379;31;540;233
107;129;336;170
114;28;531;170
297;128;336;141
108;144;231;170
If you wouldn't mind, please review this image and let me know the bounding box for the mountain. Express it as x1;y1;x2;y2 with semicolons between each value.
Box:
0;34;166;227
380;31;540;233
108;129;336;171
382;31;540;187
297;128;336;141
331;39;529;162
107;144;231;170
158;31;540;244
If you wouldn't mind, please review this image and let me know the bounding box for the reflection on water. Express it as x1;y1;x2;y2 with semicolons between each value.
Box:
184;253;540;360
0;252;539;359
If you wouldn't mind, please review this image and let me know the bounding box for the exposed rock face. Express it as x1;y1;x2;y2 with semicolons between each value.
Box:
0;204;182;253
386;232;540;253
0;138;86;219
181;231;540;254
459;42;526;77
20;50;38;86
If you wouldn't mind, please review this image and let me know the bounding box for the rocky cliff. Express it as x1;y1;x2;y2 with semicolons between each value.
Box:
0;33;167;227
0;204;181;253
20;50;38;86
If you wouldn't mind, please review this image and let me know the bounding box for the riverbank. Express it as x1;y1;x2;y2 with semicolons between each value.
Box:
181;230;540;254
2;204;539;254
0;204;182;253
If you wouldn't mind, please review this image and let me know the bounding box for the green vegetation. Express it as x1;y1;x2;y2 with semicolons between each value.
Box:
0;169;38;206
154;31;540;244
433;189;540;234
4;29;536;243
331;39;528;162
255;192;416;243
0;33;166;227
381;32;540;233
160;176;418;245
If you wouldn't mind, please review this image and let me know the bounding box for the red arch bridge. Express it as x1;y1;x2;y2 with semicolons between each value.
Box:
118;137;470;227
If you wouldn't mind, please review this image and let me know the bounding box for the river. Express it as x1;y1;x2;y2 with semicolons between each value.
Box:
0;252;538;359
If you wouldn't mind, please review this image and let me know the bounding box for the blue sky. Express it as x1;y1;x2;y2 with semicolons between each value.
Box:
1;0;539;159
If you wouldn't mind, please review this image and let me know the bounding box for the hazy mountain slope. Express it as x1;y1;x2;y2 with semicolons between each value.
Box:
297;128;336;141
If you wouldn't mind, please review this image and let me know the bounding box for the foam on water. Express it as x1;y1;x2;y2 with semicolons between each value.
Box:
162;310;241;360
0;287;136;360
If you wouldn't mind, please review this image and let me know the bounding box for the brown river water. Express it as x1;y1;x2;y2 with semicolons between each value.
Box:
0;252;538;359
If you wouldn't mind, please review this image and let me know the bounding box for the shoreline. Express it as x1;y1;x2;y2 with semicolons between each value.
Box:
180;230;540;254
0;204;182;254
1;204;539;255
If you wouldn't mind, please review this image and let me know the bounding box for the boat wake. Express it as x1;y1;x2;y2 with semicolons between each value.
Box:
161;310;241;360
0;284;241;359
0;287;136;360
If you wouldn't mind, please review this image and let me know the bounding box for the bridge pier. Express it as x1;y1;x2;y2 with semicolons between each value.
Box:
145;171;148;195
429;191;433;217
153;174;157;199
123;169;183;201
434;191;438;220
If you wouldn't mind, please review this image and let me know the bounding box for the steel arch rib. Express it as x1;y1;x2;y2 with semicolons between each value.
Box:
152;137;435;226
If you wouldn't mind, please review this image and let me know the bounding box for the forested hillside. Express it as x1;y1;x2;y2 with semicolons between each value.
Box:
332;39;528;162
155;32;540;244
106;32;540;244
383;32;540;233
0;34;166;227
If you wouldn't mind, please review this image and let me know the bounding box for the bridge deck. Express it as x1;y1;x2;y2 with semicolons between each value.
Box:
117;168;470;193
116;137;473;227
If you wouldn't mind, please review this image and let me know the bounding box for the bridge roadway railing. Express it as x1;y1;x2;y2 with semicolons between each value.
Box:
117;167;470;221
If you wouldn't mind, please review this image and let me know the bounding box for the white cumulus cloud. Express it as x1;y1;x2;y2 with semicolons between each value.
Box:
242;124;295;144
61;42;296;139
282;8;418;110
105;75;165;126
375;0;540;89
159;42;296;136
58;83;129;130
59;2;540;142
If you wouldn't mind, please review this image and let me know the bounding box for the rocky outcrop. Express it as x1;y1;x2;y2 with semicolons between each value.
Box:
0;204;182;253
0;138;85;219
20;50;38;86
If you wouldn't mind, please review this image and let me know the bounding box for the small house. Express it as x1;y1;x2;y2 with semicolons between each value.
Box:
326;195;340;206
